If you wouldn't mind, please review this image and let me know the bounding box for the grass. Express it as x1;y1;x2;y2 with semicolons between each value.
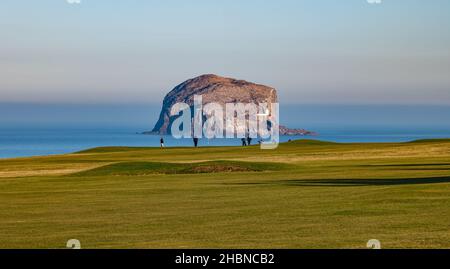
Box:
1;139;450;249
72;160;291;177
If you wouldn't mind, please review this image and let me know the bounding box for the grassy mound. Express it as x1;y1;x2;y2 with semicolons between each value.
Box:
72;160;291;177
76;139;339;154
76;147;153;154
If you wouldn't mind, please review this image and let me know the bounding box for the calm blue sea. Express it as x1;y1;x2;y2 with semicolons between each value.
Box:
1;127;450;159
1;104;450;159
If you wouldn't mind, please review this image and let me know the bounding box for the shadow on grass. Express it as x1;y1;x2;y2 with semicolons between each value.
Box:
361;163;450;167
356;164;450;171
228;176;450;187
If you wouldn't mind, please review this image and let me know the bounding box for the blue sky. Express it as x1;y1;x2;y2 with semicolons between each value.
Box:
1;0;450;105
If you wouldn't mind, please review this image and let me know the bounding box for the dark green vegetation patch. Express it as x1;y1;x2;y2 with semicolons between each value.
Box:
73;160;292;177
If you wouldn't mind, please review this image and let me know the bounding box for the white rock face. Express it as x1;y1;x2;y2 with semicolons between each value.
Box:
151;74;278;135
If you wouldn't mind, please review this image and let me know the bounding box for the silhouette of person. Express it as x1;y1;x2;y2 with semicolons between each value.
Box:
193;137;199;148
241;138;247;146
160;137;165;148
247;136;252;146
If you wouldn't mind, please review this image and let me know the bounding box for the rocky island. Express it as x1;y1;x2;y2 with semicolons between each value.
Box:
145;74;316;136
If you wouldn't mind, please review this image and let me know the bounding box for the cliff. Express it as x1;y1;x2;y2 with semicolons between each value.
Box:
147;74;315;136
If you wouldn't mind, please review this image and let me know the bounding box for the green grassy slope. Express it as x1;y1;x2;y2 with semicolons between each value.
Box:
1;139;450;249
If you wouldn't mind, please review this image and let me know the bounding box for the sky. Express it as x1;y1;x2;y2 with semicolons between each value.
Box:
1;0;450;105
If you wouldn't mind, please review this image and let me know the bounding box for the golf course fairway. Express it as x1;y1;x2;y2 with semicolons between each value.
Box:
1;139;450;249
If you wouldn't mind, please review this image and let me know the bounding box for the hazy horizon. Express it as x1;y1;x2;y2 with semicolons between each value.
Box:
1;103;450;131
1;0;450;105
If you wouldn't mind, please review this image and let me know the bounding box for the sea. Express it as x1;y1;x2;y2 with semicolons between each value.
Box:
1;104;450;159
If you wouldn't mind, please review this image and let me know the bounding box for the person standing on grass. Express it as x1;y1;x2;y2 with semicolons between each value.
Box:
160;137;165;148
241;138;247;146
193;137;199;148
247;135;252;146
246;130;252;146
